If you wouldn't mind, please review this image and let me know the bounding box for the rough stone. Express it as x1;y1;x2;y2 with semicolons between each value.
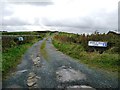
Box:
27;72;37;87
17;70;28;73
80;85;94;88
16;70;28;75
33;57;40;62
61;66;66;69
27;78;37;87
33;84;38;88
66;85;96;90
56;67;86;82
27;72;41;88
36;76;41;79
32;57;41;67
28;72;36;79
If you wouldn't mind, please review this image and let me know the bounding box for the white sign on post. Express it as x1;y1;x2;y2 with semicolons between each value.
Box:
18;37;24;41
88;41;107;47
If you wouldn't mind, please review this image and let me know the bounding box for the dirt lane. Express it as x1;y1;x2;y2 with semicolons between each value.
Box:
2;38;119;89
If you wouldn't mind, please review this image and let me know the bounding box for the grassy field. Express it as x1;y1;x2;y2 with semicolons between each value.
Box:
2;31;47;78
52;33;119;73
40;39;48;60
2;43;33;77
2;38;40;78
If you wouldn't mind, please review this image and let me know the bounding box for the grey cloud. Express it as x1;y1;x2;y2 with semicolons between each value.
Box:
2;26;28;32
3;0;54;6
3;8;13;16
50;26;109;34
26;2;54;6
3;0;52;2
118;1;120;32
42;17;93;29
6;2;54;6
0;3;14;17
42;9;117;33
2;11;117;33
2;17;31;26
43;17;116;31
1;1;54;26
1;0;117;34
3;10;13;16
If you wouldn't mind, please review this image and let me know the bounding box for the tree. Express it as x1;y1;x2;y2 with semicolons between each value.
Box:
94;30;99;34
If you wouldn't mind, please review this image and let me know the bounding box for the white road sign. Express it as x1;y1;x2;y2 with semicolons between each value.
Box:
88;41;107;47
18;37;24;41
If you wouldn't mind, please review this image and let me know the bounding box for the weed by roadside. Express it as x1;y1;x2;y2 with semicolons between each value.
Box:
52;39;119;73
40;40;48;60
2;36;43;78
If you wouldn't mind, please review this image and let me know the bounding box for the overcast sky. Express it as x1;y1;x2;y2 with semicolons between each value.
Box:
0;0;119;34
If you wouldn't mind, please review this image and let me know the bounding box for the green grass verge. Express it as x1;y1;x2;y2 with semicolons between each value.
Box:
40;40;48;60
40;40;46;49
2;39;39;78
52;39;119;73
0;51;2;72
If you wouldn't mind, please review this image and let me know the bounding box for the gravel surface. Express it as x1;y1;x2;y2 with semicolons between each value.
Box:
2;38;119;89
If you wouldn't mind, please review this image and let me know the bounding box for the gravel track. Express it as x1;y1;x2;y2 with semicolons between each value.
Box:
2;38;119;89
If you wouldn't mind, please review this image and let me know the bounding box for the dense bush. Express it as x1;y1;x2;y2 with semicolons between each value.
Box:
54;32;120;53
53;32;119;72
2;32;47;77
2;36;17;52
2;35;45;52
2;31;47;52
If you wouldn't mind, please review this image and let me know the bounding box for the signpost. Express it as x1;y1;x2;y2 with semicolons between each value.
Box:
18;37;24;41
88;41;107;47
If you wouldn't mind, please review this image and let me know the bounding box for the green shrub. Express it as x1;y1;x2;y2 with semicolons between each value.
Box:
53;33;119;72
